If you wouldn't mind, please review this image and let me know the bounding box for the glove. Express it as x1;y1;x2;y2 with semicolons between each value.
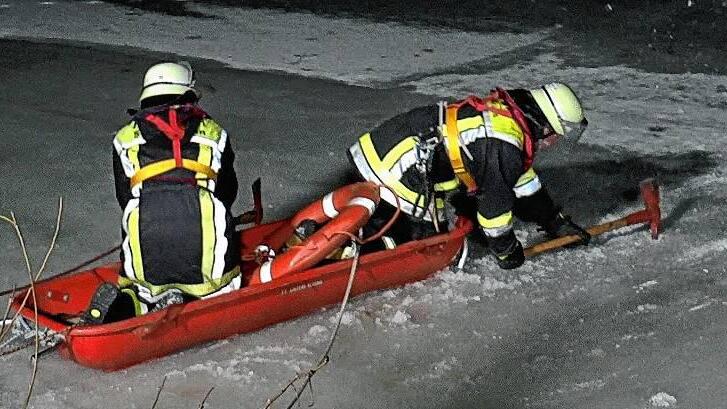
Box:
540;212;591;246
485;230;525;270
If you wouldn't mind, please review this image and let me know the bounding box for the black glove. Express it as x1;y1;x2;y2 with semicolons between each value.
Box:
540;212;591;246
485;230;525;270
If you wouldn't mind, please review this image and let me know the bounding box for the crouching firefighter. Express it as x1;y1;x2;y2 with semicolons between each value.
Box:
347;83;591;269
82;61;241;324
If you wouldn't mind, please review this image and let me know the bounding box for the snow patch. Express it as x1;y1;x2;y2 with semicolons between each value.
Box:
681;238;727;261
186;361;255;382
307;324;329;337
573;379;606;391
388;310;410;325
635;280;659;293
649;392;677;407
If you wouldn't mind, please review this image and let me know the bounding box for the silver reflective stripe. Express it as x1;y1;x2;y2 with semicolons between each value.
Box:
481;222;513;238
389;149;418;180
348;197;376;216
121;198;139;281
349;143;380;184
382;236;397;250
259;261;273;283
210;195;228;280
459;125;487;146
322;192;339;218
202;275;242;299
513;176;542;198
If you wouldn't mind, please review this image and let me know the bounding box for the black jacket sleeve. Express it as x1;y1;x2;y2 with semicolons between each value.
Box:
473;139;524;220
113;146;132;209
215;136;238;210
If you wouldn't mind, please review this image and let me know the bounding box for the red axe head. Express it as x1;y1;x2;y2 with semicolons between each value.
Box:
638;178;661;239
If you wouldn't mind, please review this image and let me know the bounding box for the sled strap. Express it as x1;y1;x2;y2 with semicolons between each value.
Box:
130;158;216;188
445;104;478;194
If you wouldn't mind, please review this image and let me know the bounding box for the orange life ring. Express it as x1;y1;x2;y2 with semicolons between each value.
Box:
248;182;380;285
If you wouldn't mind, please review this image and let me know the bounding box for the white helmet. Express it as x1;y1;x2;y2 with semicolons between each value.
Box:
139;61;197;103
529;83;587;142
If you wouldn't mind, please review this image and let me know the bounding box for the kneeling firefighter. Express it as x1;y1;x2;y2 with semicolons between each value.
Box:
348;83;591;269
83;62;240;323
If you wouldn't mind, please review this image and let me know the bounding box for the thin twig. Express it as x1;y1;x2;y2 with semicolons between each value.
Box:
0;199;64;409
0;199;63;344
1;287;16;337
25;199;62;409
197;387;215;409
150;376;167;409
263;241;361;409
36;198;63;282
0;213;37;409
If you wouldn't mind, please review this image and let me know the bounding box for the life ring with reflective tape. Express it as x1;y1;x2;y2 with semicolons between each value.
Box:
248;182;380;285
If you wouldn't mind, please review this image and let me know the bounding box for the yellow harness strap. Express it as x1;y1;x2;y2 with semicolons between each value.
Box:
130;158;217;188
445;104;478;193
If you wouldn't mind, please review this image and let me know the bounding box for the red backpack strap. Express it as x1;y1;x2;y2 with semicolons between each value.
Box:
493;88;535;169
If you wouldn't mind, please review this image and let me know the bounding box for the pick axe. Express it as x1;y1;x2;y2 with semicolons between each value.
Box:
524;178;661;257
233;178;263;226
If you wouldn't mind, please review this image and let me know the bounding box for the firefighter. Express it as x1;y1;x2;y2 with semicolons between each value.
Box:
83;61;240;323
347;83;591;269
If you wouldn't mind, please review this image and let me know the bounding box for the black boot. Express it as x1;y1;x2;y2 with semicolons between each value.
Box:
80;282;121;325
540;212;591;246
485;230;525;270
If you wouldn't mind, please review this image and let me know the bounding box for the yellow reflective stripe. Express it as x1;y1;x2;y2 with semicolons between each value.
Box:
358;133;427;208
456;116;483;132
488;111;524;148
196;143;213;190
477;211;513;228
434;178;459;192
130;158;217;188
127;144;141;173
516;167;537;187
114;122;141;145
199;189;215;279
120;288;144;316
120;266;240;298
382;137;418;170
435;198;445;209
128;206;145;282
196;118;223;142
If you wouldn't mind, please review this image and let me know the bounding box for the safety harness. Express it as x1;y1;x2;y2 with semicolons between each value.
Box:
129;105;217;188
441;88;536;194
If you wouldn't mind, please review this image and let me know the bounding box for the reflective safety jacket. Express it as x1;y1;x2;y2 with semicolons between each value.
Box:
112;104;240;300
348;95;543;237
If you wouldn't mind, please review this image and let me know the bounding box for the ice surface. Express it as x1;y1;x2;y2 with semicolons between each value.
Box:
0;1;726;408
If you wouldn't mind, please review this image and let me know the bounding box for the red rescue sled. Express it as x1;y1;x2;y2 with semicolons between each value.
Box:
10;212;472;371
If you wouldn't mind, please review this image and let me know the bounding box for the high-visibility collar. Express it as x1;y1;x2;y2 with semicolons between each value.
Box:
443;89;536;194
130;105;217;188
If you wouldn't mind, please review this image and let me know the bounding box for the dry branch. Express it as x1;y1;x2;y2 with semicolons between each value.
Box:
150;376;167;409
263;241;361;409
0;198;63;409
198;387;215;409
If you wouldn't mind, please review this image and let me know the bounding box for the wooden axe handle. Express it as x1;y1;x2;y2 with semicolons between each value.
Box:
523;217;629;257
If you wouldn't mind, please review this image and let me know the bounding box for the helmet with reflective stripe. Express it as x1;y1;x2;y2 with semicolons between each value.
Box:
139;61;197;103
529;83;586;140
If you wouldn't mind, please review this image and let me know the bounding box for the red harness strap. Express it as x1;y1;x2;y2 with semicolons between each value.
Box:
493;88;535;170
145;107;186;167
